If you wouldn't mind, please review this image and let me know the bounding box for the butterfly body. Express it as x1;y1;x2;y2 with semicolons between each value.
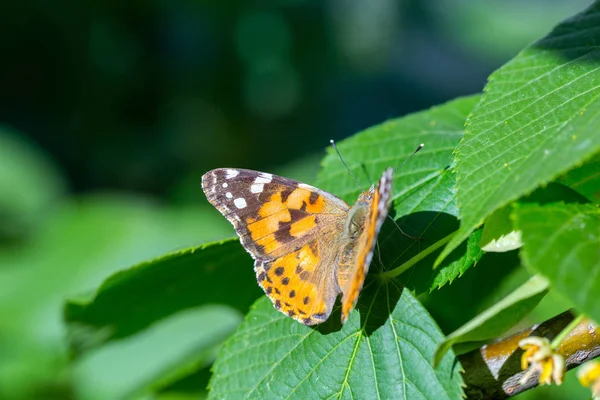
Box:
201;168;393;325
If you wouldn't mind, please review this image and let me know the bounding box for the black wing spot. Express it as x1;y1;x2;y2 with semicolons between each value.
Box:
303;296;310;305
288;208;305;222
296;266;303;274
274;288;281;295
274;267;285;276
280;187;294;202
281;277;290;285
257;272;266;282
288;310;296;317
289;290;296;298
274;222;293;243
275;300;282;309
266;286;273;294
309;191;319;204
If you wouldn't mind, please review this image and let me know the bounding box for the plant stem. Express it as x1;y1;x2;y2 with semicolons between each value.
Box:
551;313;586;349
379;232;455;279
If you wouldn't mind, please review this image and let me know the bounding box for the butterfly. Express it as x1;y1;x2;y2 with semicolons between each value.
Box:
201;167;393;325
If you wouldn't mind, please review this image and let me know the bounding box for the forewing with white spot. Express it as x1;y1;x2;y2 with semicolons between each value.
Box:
201;168;349;262
202;168;354;325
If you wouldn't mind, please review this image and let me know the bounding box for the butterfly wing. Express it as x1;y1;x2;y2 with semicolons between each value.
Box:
339;168;393;323
202;168;350;325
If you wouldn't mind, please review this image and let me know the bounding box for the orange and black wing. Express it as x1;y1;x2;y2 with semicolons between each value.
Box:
202;168;350;325
339;168;393;323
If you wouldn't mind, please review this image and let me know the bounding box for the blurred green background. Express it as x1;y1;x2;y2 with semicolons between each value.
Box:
0;1;593;399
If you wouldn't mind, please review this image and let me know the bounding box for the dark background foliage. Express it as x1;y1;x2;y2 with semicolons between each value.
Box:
4;1;585;197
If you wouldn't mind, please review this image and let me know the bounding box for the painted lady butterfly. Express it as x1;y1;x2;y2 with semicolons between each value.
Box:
202;166;393;325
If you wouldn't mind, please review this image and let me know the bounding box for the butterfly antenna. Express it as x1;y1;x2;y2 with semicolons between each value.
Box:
386;143;426;240
330;139;364;191
386;215;420;240
393;143;425;173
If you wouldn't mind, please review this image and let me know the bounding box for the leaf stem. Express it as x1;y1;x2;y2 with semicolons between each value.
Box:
380;232;455;279
550;313;586;350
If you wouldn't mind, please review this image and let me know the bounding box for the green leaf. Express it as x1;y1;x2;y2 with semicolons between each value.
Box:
479;205;523;252
430;229;484;291
514;203;600;323
65;239;262;353
478;181;591;253
438;2;600;264
0;195;236;398
210;283;463;399
316;96;479;216
557;153;600;202
433;274;549;366
315;95;480;287
1;196;231;345
72;305;241;400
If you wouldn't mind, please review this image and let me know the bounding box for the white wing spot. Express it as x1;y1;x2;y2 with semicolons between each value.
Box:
298;183;315;190
225;169;239;179
226;192;233;199
234;198;247;209
250;183;264;193
222;182;228;188
256;174;272;184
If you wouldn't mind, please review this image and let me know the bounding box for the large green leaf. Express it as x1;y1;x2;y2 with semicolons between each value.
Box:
315;95;480;288
73;305;241;400
65;239;261;353
0;195;233;398
64;239;262;398
209;283;463;399
1;197;235;344
438;2;600;264
514;203;600;323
